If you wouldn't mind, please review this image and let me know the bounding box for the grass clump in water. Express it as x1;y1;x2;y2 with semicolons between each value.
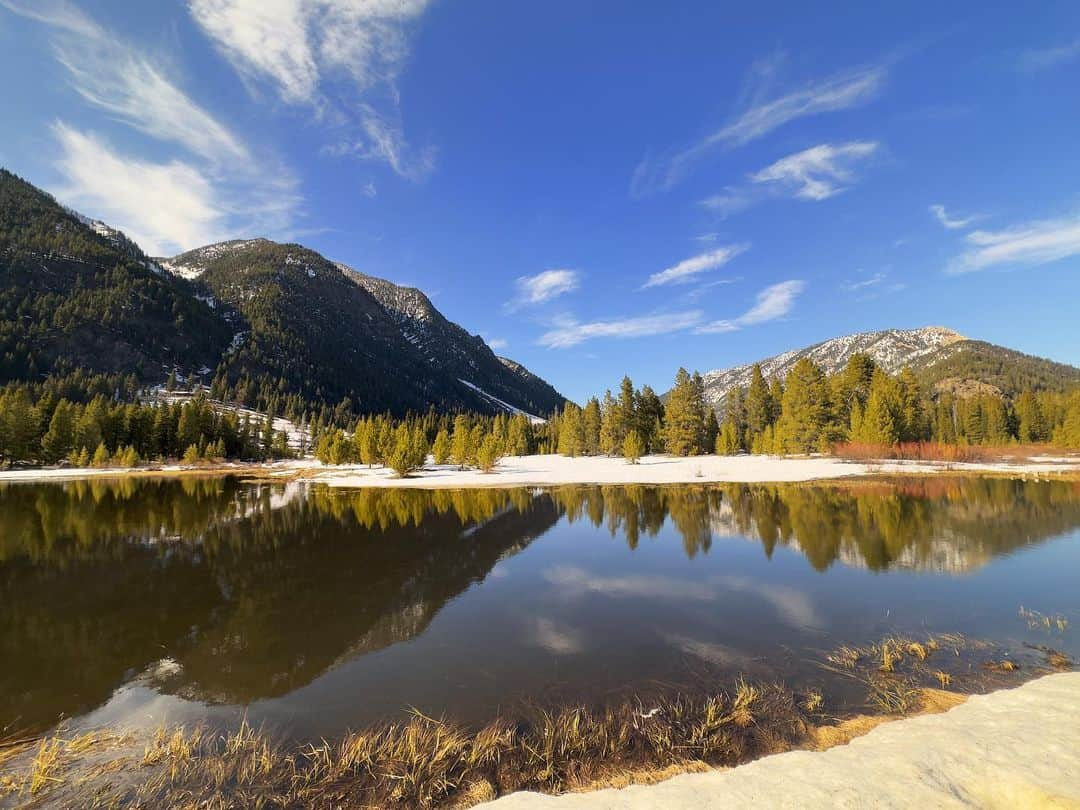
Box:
2;684;808;808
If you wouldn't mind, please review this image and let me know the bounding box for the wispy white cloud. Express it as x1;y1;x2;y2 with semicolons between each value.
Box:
642;244;749;289
840;270;905;299
538;310;703;349
631;54;885;196
702;142;878;217
946;215;1080;274
4;0;301;254
718;55;884;148
3;0;248;166
51;123;300;256
679;277;742;304
750;141;878;200
694;232;720;243
929;203;976;230
695;280;805;334
189;0;434;178
841;271;887;292
700;187;756;218
486;337;508;350
51;124;225;256
1018;38;1080;72
506;269;580;312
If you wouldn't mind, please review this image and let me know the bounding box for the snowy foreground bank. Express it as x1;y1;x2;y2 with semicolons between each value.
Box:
300;452;1080;489
484;672;1080;809
1;453;1078;486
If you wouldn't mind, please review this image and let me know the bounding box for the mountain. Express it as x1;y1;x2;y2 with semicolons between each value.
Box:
0;169;231;384
162;239;565;416
0;169;565;417
338;265;563;418
699;327;1080;409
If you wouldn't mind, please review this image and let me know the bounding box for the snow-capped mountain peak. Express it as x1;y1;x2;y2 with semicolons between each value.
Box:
701;327;966;408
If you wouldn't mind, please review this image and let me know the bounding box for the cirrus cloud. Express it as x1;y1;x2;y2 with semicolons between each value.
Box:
538;310;703;349
189;0;435;178
631;53;885;197
506;269;580;312
929;203;977;230
642;244;749;289
946;215;1080;274
695;280;805;334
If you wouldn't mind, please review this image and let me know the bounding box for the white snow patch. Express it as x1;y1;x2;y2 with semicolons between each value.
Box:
458;379;545;424
305;453;1080;490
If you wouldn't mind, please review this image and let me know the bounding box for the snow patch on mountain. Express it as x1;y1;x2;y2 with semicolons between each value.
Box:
458;379;545;424
702;327;966;409
159;239;268;279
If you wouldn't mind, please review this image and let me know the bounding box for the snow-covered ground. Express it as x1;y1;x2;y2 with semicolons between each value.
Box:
300;453;1080;489
0;459;309;484
484;672;1080;809
2;453;1076;487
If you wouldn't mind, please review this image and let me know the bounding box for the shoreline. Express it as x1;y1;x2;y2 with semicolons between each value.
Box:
481;672;1080;809
1;452;1077;488
3;669;1074;808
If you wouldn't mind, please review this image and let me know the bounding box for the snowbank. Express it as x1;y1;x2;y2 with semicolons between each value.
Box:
483;672;1080;809
1;453;1076;487
305;453;1080;489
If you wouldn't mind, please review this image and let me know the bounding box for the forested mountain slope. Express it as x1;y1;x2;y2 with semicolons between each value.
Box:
0;169;230;384
0;169;566;417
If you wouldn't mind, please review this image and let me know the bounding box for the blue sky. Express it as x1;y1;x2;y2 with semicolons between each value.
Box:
1;1;1078;402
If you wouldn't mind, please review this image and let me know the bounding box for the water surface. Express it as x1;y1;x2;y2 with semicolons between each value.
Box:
3;476;1078;740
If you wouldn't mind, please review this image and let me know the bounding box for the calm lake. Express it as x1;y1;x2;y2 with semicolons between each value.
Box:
3;476;1079;741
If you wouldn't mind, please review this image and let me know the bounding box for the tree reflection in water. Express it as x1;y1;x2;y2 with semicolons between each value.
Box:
2;476;1078;733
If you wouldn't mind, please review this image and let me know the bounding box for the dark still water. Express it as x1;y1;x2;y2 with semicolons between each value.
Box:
2;477;1079;740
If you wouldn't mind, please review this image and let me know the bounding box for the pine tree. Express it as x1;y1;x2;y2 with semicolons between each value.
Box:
599;391;620;455
582;397;602;455
623;430;644;464
776;358;830;454
745;364;773;438
1016;391;1045;443
432;428;452;465
856;373;899;445
831;353;875;431
451;414;472;469
558;404;584;457
634;385;665;451
703;408;719;453
716;418;740;455
896;367;925;442
506;413;531;456
40;399;75;463
663;368;706;456
476;433;502;472
92;441;111;468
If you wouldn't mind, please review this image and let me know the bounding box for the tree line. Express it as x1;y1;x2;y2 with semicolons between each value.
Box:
4;352;1080;470
551;355;1080;460
0;388;291;468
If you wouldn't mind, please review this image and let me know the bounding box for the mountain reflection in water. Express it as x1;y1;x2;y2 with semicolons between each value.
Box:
2;476;1078;735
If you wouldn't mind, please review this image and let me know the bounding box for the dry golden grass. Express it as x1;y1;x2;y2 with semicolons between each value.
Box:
3;631;1065;808
1;684;807;809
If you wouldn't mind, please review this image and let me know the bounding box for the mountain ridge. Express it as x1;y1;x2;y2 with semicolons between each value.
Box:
699;326;1079;409
0;169;566;417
